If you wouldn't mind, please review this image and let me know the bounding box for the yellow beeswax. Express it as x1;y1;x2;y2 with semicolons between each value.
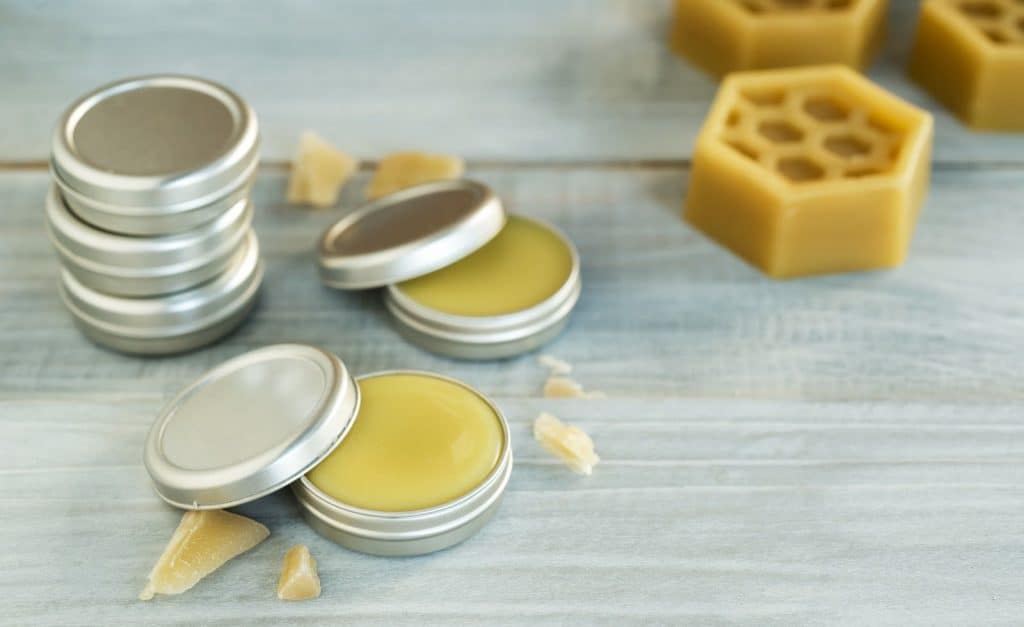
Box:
395;216;573;317
908;0;1024;131
671;0;889;77
685;65;933;279
307;373;503;512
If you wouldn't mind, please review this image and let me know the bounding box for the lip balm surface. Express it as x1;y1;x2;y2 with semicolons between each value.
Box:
395;216;573;317
306;373;504;512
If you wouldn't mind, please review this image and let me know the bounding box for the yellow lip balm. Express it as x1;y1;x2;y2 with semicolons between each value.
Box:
394;215;574;317
306;373;504;512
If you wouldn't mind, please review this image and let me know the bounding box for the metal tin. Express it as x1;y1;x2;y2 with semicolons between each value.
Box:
58;231;263;355
45;186;252;297
383;216;582;360
144;344;360;510
292;370;513;557
50;74;259;235
317;179;506;289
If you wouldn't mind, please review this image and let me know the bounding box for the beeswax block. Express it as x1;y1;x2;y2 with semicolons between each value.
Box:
287;132;359;208
909;0;1024;131
365;151;464;200
277;545;321;601
685;65;933;279
671;0;888;77
534;412;600;475
538;354;573;376
139;510;269;601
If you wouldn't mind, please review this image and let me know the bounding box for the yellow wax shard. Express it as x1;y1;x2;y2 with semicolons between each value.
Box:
365;151;464;200
671;0;889;77
277;544;321;601
685;65;933;279
908;0;1024;131
538;354;573;376
397;216;573;316
287;131;359;208
307;373;504;512
533;412;600;476
139;510;269;601
543;376;605;400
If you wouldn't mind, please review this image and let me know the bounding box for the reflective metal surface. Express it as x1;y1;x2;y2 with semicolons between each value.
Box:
51;75;259;212
292;370;513;556
144;345;360;509
59;232;263;355
383;216;582;360
46;187;252;296
317;179;506;289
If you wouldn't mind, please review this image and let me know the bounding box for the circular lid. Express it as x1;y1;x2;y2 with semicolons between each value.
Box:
45;185;251;277
144;344;361;509
317;179;506;289
51;74;259;209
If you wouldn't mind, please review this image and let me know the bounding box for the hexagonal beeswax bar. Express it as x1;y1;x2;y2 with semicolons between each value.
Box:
909;0;1024;131
671;0;889;77
684;66;933;279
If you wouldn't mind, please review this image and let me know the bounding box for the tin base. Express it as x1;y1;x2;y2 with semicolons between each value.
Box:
389;312;571;360
67;292;260;356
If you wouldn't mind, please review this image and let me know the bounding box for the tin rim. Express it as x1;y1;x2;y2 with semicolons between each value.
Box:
317;179;506;290
382;216;581;353
46;187;251;291
58;231;262;338
293;370;513;548
51;74;259;209
144;344;361;509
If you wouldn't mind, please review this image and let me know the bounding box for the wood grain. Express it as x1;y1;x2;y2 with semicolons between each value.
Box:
2;1;1024;164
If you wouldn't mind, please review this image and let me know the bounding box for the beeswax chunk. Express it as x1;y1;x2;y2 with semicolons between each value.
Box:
685;65;933;279
533;412;600;475
287;132;359;208
671;0;889;77
139;510;269;601
365;151;464;200
277;544;321;601
538;354;573;376
908;0;1024;131
543;376;605;399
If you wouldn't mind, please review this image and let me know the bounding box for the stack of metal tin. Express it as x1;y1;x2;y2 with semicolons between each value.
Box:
45;75;263;355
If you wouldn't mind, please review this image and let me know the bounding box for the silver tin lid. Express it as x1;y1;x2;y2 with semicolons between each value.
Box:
144;344;360;509
51;74;259;211
59;231;262;346
317;179;506;289
46;186;252;297
383;216;582;360
292;370;513;556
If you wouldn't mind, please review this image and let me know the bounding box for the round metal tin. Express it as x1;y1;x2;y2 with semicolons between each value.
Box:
317;179;506;289
383;216;582;360
53;163;255;236
58;231;263;355
144;344;360;510
50;74;259;234
292;370;513;556
45;186;252;297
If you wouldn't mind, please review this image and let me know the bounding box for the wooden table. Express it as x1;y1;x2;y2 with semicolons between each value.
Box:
2;2;1022;625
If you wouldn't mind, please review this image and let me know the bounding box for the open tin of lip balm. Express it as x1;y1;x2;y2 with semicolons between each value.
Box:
143;345;512;556
50;74;259;236
45;186;252;297
316;180;582;359
59;232;263;355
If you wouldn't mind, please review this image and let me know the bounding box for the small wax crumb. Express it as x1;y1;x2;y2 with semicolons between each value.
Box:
533;412;600;475
286;131;359;208
139;510;269;601
277;544;321;601
543;376;605;399
538;354;573;376
365;151;464;200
